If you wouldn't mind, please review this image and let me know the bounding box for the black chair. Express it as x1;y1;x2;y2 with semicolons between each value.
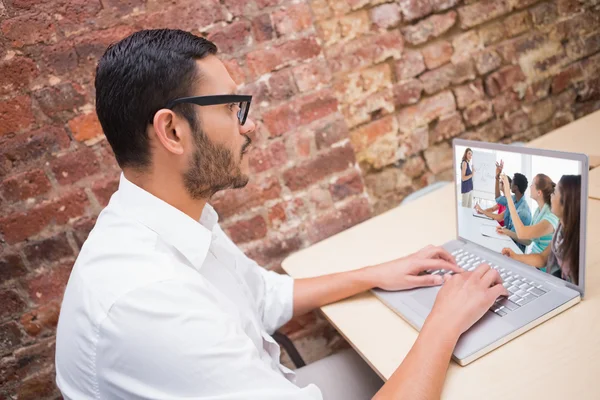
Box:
272;331;306;368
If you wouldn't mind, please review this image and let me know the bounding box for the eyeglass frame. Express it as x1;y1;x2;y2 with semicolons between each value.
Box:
164;94;253;126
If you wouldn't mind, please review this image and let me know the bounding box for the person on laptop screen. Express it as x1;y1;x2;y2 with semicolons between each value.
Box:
496;174;559;256
474;175;511;227
494;165;532;252
460;148;475;208
502;175;581;285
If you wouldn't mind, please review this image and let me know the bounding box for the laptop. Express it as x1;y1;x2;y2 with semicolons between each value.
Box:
373;139;588;366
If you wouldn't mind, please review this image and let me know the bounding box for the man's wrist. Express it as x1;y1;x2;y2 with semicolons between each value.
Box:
354;265;380;291
422;311;461;347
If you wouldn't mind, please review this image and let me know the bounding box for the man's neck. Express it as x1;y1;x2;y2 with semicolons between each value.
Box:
123;169;207;222
514;192;523;202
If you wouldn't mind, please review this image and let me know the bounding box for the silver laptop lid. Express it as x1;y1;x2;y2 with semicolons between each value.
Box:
452;139;589;296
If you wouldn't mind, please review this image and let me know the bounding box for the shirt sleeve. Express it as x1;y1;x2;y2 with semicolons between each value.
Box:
96;280;320;400
496;196;507;206
543;213;560;230
214;224;295;334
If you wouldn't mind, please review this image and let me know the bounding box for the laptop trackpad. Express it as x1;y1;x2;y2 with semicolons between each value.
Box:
409;286;440;310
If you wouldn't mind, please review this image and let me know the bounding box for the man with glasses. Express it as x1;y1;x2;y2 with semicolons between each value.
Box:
55;29;506;399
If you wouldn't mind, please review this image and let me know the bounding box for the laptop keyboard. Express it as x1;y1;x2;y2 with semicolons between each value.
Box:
425;249;549;317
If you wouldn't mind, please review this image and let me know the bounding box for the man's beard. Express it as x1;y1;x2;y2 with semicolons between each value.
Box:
183;126;251;200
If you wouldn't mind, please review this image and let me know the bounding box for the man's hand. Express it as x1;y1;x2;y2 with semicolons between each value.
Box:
427;264;508;336
474;203;483;214
367;245;462;291
500;174;511;192
496;226;510;236
495;160;504;176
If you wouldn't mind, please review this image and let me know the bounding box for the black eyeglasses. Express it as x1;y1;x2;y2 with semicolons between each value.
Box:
165;95;252;125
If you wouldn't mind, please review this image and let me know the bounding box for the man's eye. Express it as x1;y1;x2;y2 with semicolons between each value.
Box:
228;103;238;111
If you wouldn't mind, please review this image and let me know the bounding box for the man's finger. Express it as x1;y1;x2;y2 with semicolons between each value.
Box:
426;247;457;265
481;267;502;288
406;274;443;288
487;283;509;303
472;263;491;279
419;259;463;274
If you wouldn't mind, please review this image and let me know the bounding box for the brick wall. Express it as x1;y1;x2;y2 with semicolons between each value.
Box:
0;0;599;397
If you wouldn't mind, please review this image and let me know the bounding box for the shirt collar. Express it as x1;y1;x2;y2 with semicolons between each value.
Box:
115;173;217;267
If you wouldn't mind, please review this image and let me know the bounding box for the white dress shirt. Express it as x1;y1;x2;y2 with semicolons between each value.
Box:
55;173;322;399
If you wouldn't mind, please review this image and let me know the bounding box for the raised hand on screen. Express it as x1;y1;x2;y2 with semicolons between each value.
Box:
495;160;504;176
501;248;516;258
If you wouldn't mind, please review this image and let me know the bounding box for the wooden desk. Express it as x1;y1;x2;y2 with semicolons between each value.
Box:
283;186;600;399
528;110;600;168
590;167;600;200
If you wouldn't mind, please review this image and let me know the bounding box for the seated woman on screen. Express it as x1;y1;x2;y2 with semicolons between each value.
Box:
497;174;559;255
501;175;581;285
474;176;511;227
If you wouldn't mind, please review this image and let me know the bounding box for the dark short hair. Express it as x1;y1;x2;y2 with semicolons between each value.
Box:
95;29;218;169
512;173;528;194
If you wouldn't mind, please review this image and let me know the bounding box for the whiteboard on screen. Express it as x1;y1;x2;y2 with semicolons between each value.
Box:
472;151;496;195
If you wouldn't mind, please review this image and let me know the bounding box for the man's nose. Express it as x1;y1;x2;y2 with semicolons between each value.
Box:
240;117;256;136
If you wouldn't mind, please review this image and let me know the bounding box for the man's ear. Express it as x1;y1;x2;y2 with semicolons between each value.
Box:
152;109;185;156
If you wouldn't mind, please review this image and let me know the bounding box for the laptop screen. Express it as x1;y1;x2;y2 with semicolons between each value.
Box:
454;142;586;288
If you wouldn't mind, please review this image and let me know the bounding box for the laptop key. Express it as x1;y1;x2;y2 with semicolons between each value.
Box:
508;294;521;302
499;298;520;311
516;289;529;297
529;287;545;297
508;286;519;294
519;283;530;290
518;294;535;305
495;309;507;317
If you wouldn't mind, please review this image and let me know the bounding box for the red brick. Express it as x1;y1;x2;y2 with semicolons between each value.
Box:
267;69;298;102
553;88;577;112
420;61;477;95
326;31;403;74
0;189;89;244
308;187;334;210
0;337;55;387
19;300;60;337
68;112;103;142
267;203;286;228
292;59;332;92
461;119;505;142
402;155;427;178
397;90;456;133
424;142;453;174
0;289;27;319
510;0;541;9
50;147;100;185
91;175;119;207
24;232;74;267
350;116;397;153
329;170;364;202
222;58;246;85
30;40;78;76
263;90;338;137
395;50;426;80
496;33;546;64
307;196;371;244
0;321;23;356
208;20;252;54
72;216;96;248
530;2;558;27
485;65;526;97
479;22;506;46
574;99;600;119
211;175;281;219
243;231;303;267
575;77;600;102
33;83;87;118
401;10;457;46
566;32;600;63
1;12;56;47
523;98;555;125
393;79;423;106
0;169;51;202
54;0;102;38
463;100;494;127
557;0;586;15
283;143;356;191
222;0;256;16
248;140;288;174
289;130;313;159
370;3;402;29
398;0;433;21
552;63;583;94
504;11;532;37
504;109;531;134
315;118;349;150
523;79;551;103
272;3;312;36
474;49;502;75
225;215;268;244
552;111;574;129
451;30;481;64
0;126;70;177
0;253;27;282
458;0;510;29
430;112;465;143
74;25;134;63
101;0;144;14
246;36;321;78
0;95;35;137
17;369;59;400
453;79;485;109
397;126;429;159
0;56;39;96
492;91;520;116
26;261;73;304
251;13;274;43
136;0;225;32
422;40;453;70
